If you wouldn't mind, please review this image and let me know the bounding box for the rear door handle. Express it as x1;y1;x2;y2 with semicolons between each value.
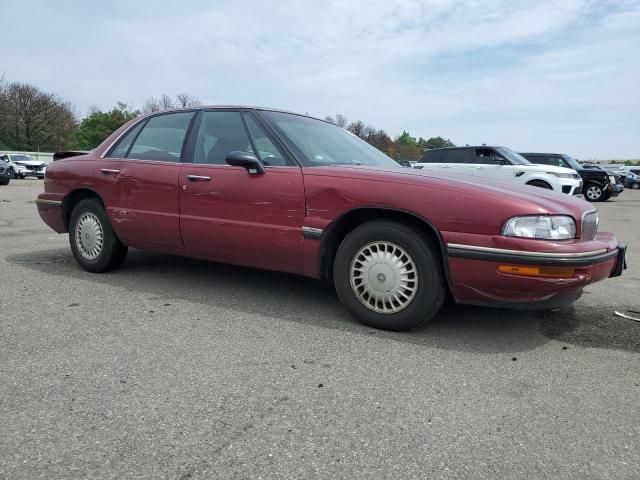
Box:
186;175;211;182
100;168;120;175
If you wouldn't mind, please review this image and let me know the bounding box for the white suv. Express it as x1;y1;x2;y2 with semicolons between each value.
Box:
0;153;46;179
414;146;582;195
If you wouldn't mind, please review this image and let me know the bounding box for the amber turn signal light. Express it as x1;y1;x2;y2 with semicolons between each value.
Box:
497;265;576;278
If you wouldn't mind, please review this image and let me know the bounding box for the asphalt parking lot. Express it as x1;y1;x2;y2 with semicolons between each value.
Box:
1;179;639;479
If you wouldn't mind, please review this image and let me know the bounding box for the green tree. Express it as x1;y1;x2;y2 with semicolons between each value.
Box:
394;131;422;160
72;103;139;150
419;136;456;150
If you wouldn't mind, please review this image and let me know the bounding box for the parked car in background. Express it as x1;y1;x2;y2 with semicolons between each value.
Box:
583;164;624;198
35;106;626;331
520;152;616;202
0;161;12;185
624;172;640;189
0;153;46;179
1;154;26;178
415;146;583;195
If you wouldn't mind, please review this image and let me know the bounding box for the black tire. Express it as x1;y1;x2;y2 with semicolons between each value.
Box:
584;183;604;202
631;183;640;190
0;180;9;186
333;220;446;331
69;198;128;273
9;168;15;179
527;180;552;189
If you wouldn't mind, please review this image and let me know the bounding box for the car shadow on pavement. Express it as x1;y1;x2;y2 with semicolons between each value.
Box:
7;248;640;354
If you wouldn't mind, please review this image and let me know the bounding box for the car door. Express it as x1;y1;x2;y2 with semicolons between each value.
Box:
95;111;195;248
440;148;475;176
178;110;306;272
473;148;515;183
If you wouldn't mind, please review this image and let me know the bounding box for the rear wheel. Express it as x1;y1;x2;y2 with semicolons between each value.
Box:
584;183;604;202
631;183;640;190
69;198;128;272
333;220;446;331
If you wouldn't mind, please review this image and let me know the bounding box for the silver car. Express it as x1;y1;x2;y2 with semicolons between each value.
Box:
0;153;46;179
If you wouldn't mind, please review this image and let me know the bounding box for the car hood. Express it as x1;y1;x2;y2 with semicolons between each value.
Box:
304;165;592;217
12;160;45;166
517;164;577;175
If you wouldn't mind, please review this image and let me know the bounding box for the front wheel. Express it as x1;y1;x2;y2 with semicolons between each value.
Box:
631;183;640;190
69;198;128;272
333;220;446;331
9;168;15;179
584;183;604;202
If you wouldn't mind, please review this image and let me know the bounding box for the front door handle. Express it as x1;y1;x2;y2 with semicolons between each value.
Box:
100;168;120;175
186;175;211;182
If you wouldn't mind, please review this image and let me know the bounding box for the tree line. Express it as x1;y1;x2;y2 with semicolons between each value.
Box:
0;77;454;159
324;114;454;160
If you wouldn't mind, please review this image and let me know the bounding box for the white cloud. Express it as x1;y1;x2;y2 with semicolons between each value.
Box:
1;0;639;158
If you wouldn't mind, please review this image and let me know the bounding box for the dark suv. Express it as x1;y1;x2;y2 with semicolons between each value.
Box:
520;153;617;202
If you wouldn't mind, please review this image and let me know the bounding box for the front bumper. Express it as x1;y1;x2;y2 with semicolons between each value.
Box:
446;234;626;308
19;166;46;178
610;184;623;197
558;178;582;196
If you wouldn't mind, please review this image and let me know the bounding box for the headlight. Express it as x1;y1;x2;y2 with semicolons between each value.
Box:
502;215;576;240
546;172;575;179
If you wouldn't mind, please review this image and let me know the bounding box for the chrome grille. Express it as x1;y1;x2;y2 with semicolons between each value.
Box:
581;211;599;240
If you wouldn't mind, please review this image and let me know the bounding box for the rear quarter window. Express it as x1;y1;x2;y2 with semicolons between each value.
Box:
419;150;444;163
444;149;474;163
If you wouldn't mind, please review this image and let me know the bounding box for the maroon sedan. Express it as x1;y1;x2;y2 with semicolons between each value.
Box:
36;107;627;330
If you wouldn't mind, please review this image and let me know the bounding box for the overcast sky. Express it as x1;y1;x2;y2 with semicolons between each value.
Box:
2;0;639;159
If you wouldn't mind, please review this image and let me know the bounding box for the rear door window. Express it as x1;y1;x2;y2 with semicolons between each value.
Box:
127;112;195;162
107;121;146;158
420;150;445;163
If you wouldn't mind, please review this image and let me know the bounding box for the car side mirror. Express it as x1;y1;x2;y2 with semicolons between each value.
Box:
225;151;265;175
494;157;509;165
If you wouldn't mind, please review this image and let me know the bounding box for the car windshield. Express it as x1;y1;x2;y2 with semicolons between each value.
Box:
495;147;530;165
561;154;583;171
259;111;400;168
12;155;32;162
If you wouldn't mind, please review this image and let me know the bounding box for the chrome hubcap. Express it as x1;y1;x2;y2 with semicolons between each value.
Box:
587;186;601;200
75;212;104;260
350;241;418;314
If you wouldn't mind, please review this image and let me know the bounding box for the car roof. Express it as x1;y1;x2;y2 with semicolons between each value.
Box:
519;152;567;156
423;146;506;152
139;105;330;124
